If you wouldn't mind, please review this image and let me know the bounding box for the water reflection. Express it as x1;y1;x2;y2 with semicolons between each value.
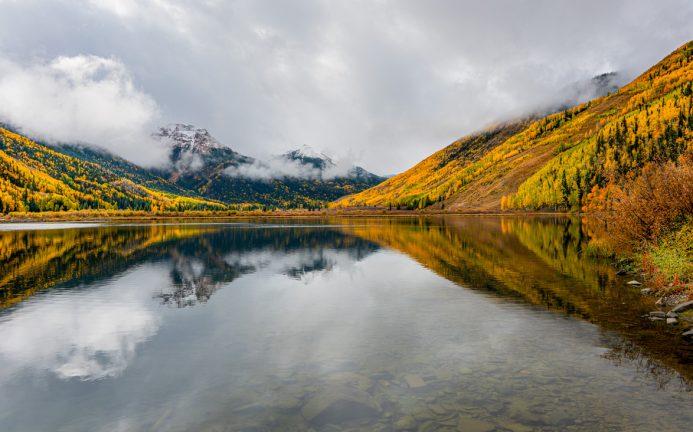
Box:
0;224;380;382
338;216;693;385
0;267;164;381
0;218;690;432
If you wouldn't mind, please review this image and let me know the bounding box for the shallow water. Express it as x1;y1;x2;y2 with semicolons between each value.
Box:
0;217;690;431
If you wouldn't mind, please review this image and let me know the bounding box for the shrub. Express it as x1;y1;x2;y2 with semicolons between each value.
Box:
601;154;693;253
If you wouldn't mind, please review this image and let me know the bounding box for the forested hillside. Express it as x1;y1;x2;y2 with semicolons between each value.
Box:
0;124;385;214
0;128;226;213
336;41;692;212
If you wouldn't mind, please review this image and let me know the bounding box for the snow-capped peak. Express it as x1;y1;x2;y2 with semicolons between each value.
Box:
155;123;222;154
292;145;325;159
282;145;336;169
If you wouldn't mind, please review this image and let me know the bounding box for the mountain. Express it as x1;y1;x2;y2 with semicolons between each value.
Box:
282;145;335;171
0;121;385;214
336;41;692;211
0;127;226;213
154;124;252;178
152;124;385;208
280;145;383;181
559;72;622;108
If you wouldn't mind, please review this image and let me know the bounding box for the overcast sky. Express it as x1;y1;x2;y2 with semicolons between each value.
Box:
0;0;691;172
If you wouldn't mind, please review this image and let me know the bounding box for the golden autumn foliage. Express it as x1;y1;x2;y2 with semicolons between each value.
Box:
599;155;693;251
0;224;220;309
335;41;693;213
0;127;229;213
584;156;693;292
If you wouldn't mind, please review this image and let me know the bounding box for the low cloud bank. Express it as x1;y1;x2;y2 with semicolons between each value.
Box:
0;54;168;166
224;154;356;181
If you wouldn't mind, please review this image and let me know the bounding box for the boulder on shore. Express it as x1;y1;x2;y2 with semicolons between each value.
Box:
672;300;693;314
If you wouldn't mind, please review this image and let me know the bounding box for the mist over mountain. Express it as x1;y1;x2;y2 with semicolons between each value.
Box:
335;41;691;212
154;124;379;182
558;72;624;109
146;123;386;207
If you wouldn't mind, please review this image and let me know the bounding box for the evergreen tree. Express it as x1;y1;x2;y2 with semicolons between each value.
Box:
561;171;571;210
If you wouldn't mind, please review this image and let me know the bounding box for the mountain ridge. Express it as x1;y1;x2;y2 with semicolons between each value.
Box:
0;121;386;213
335;41;692;211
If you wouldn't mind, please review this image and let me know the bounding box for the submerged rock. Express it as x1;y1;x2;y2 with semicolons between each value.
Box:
393;415;417;431
457;417;495;432
649;311;666;318
272;395;302;411
403;374;426;389
428;404;447;415
301;386;379;426
325;371;372;391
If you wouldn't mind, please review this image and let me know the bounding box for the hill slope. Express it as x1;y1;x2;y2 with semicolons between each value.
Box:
336;41;692;211
0;127;226;213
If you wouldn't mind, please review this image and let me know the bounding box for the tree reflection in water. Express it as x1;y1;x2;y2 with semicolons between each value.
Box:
0;217;690;387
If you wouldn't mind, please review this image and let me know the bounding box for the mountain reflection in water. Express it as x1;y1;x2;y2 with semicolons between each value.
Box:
0;217;690;432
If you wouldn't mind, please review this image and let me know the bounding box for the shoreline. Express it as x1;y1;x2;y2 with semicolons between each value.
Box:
0;209;574;223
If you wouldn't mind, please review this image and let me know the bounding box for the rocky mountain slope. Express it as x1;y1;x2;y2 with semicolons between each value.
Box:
335;41;692;211
152;124;385;208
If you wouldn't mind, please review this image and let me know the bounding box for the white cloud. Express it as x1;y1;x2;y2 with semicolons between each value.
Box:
0;1;691;172
0;266;166;381
0;54;167;166
224;157;321;180
223;153;355;181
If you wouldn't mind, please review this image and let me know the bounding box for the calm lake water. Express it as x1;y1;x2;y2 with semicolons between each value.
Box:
0;216;691;431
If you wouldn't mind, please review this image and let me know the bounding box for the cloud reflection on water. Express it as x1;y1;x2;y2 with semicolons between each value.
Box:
0;266;167;380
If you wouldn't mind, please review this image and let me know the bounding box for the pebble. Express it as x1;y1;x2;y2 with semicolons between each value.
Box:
640;288;652;295
666;317;678;325
627;280;642;285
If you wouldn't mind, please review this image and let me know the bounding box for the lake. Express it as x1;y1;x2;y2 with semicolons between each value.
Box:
0;216;691;431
